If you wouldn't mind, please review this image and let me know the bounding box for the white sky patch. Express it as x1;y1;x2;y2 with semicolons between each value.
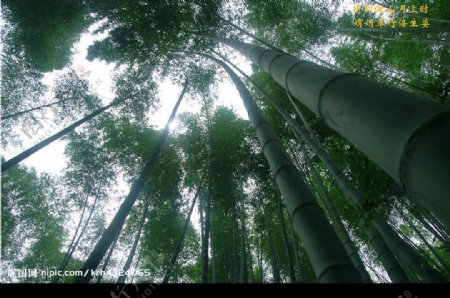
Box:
149;51;252;131
21;139;68;174
70;19;116;105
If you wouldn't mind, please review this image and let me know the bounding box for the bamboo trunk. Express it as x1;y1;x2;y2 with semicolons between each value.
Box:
74;81;188;283
240;188;248;283
219;38;450;231
202;112;213;283
301;148;372;283
232;201;239;282
274;187;297;283
117;195;151;283
262;198;281;283
163;180;203;283
395;205;450;274
203;54;362;282
2;99;66;120
287;215;303;282
96;231;120;283
371;215;447;282
218;54;406;283
53;192;90;283
2;96;129;173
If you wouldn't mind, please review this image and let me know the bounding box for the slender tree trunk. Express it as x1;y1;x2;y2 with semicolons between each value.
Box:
361;253;389;283
227;243;233;282
212;228;216;284
403;198;450;250
287;215;303;282
2;99;66;120
192;52;362;282
365;223;411;282
221;232;229;283
2;96;130;173
96;231;120;283
74;81;188;283
262;198;281;283
117;195;152;283
395;205;450;274
274;187;297;283
232;201;239;283
417;214;450;250
56;181;102;282
259;237;264;283
53;192;90;283
421;209;450;241
381;72;448;102
69;184;100;248
394;224;446;277
198;192;206;281
371;215;446;282
174;257;179;283
199;194;205;247
363;33;450;45
240;186;248;283
202;118;213;283
163;180;203;283
301;148;372;283
245;228;254;283
129;254;142;284
218;37;450;231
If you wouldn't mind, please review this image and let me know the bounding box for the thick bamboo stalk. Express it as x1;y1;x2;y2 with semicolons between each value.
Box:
219;38;450;231
217;52;410;282
196;53;362;282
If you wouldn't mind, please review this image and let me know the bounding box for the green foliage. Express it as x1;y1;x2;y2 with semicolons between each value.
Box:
245;0;333;51
85;0;222;65
333;0;450;105
1;164;65;282
3;0;88;71
2;0;449;284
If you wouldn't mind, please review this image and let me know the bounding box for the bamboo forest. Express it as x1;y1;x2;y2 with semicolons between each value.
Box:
1;0;450;286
